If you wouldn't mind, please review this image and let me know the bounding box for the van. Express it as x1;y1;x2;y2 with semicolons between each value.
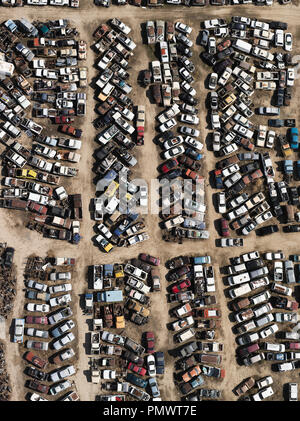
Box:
176;328;196;343
271;282;292;296
232;39;252;54
228;272;251;286
285;260;296;284
19;18;38;37
262;342;285;352
229;283;252;299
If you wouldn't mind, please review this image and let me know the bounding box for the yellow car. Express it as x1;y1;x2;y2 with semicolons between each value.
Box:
104;180;119;198
95;234;113;253
16;169;37;180
114;264;124;279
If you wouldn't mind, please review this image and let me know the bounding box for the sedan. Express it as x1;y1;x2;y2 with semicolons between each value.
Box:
49;380;71;396
264;251;285;260
180;114;199;125
179;67;194;84
217;192;226;214
148;377;161;398
208;72;218;90
284;33;293;51
160;158;179;174
176;33;193;48
175;22;192;35
259;323;279;339
209;91;218;111
139;254;160;266
164;136;184;150
52;332;75;351
159;118;177;133
221;218;230;237
51;320;75;338
128;362;147;376
212;131;221;152
147;354;156;377
49;272;71;281
179;126;200;137
172;279;191;294
208;37;216;55
163;145;185;160
184;137;203;151
181;81;196;96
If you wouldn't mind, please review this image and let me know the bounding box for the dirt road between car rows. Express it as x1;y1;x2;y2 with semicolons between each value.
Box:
1;2;300;401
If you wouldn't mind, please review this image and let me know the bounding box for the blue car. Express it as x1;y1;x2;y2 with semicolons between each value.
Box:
126;373;147;389
185;147;203;161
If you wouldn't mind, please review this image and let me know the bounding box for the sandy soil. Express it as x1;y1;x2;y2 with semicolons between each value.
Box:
0;1;300;401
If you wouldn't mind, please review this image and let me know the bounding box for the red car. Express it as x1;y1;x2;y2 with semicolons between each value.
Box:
221;218;230;237
217;39;231;52
146;331;155;354
27;379;49;394
127;362;146;376
185;168;201;181
161;158;179;174
25;352;47;369
139;254;160;266
286;342;300;350
59;124;82;139
54;116;74;124
171;279;191;294
28;201;47;215
25;316;48;325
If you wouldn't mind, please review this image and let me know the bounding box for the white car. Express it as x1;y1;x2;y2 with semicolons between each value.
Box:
26;280;47;292
256;376;273;390
147;354;156;377
222;164;240;178
254;211;273;225
49;380;72;396
208;72;218;90
284;33;293;51
139;185;148;207
259;323;279;339
159;118;177;133
208;37;216;54
181;81;196;96
97;223;112;239
221;143;238;156
26;303;50;313
163;145;185;160
287;68;295;87
275;29;284;47
217;192;226;214
218;67;232;86
164;136;184;150
180;114;199;125
49;365;76;383
241;251;260;262
211;112;221;130
224;172;242;189
52;332;75;351
264;251;285;260
252;386;274;401
49;272;71;281
212;131;221;152
175;22;192;35
289;383;298;401
184;137;203;151
48;284;72;294
204;19;227;29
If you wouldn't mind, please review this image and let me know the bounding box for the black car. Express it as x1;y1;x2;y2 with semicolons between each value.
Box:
269;21;288;30
285;119;296;128
159;168;182;182
239;162;260;175
177;43;193;58
273;204;283;218
179;93;198;106
256;224;279;236
95;143;115;161
3;247;15;268
199;29;209;47
201;51;217;67
283;225;300;233
216;47;234;61
126;373;147;388
231;22;246;31
25;367;49;382
214;59;232;74
155;351;165;374
276;89;285;107
289;187;299;206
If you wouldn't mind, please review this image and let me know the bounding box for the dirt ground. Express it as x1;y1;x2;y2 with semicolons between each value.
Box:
1;1;300;402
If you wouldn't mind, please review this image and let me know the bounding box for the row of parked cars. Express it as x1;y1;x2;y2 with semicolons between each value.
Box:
142;20;209;242
222;249;300;399
91;19;150;253
14;256;79;401
164;254;225;400
0;18;87;242
201;16;300;241
85;255;165;401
